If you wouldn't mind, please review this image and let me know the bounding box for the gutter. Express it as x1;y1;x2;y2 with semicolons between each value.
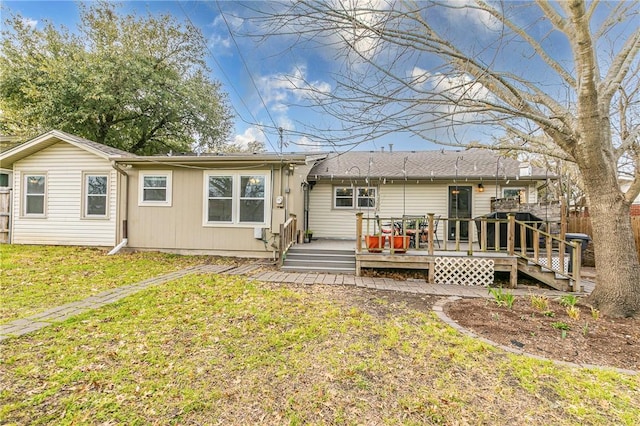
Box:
109;161;130;255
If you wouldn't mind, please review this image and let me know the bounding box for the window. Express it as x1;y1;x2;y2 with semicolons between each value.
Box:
24;174;46;216
334;186;376;209
207;175;233;222
0;172;9;187
356;187;376;208
503;187;525;202
239;176;265;222
84;174;108;217
334;187;354;208
204;172;269;225
139;171;172;206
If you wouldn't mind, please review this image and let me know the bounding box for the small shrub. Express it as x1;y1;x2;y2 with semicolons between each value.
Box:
543;310;555;317
551;321;570;331
566;305;580;320
590;306;600;321
530;294;549;311
488;287;516;309
559;295;579;307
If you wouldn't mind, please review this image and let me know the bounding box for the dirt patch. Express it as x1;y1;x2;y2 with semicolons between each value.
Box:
332;268;637;372
444;297;640;371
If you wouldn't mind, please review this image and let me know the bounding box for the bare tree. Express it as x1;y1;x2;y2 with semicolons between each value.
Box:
246;0;639;317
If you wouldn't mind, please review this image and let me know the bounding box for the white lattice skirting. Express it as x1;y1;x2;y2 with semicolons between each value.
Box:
537;256;570;274
434;257;495;287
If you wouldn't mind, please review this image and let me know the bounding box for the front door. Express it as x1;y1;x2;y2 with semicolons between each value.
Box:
448;186;472;240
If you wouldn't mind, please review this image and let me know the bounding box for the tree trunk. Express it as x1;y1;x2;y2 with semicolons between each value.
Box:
584;185;640;318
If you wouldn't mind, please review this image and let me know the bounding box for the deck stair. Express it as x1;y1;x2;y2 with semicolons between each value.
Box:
517;258;572;291
282;246;356;274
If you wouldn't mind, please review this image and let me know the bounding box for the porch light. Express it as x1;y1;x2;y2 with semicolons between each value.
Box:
477;183;485;192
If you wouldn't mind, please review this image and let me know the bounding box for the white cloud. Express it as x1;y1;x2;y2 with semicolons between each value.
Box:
21;17;38;30
234;126;265;149
441;0;501;32
409;67;495;126
294;135;324;152
208;34;231;50
324;0;390;61
258;65;332;108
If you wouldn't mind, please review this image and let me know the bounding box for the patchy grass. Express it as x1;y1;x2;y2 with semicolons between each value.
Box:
1;273;638;425
0;245;211;324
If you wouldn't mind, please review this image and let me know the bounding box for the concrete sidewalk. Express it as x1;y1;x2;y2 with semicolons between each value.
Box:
0;264;593;341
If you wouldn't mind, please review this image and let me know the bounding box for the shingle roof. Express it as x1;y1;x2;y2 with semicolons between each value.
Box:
308;149;550;180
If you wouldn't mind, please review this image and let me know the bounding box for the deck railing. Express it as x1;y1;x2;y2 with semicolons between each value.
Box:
278;214;297;266
356;212;581;290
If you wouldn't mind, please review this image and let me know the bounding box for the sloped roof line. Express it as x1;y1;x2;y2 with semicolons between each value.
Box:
0;129;135;165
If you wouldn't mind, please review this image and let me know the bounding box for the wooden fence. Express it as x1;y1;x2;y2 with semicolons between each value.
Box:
0;188;11;243
568;215;640;260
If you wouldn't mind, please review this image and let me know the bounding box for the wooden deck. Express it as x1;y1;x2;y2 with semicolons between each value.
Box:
296;239;519;287
356;249;518;287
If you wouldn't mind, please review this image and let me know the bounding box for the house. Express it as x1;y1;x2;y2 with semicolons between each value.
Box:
306;150;551;242
0;130;324;257
1;130;554;255
111;151;323;258
0;130;133;246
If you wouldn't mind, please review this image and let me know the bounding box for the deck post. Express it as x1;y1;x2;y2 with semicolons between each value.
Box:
480;218;487;252
507;214;515;256
356;212;363;254
428;213;435;255
509;259;518;288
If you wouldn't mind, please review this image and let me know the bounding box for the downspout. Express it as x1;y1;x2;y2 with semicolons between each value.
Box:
108;161;129;255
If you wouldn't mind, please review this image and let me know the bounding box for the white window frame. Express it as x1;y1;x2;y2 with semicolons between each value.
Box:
333;186;376;210
203;171;270;227
83;172;110;219
138;171;172;207
23;173;47;217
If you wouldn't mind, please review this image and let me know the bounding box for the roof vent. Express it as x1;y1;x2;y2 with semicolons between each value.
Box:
519;162;532;177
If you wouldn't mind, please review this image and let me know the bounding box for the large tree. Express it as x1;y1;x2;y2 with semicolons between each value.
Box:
0;1;233;154
249;0;639;317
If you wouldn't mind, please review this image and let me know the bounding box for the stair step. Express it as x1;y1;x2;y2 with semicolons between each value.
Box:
282;247;356;274
281;265;355;274
286;253;355;262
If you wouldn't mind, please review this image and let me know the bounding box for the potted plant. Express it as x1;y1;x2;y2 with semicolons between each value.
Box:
304;229;313;243
391;235;410;253
365;234;385;252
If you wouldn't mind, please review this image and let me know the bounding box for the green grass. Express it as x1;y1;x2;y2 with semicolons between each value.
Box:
1;246;638;424
1;271;639;424
0;245;210;324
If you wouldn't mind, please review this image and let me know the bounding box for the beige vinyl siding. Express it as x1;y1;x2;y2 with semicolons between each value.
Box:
309;180;498;241
126;166;280;256
11;142;117;246
308;182;359;238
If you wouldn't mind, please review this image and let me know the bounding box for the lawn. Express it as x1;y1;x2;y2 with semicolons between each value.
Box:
0;245;210;324
1;247;639;424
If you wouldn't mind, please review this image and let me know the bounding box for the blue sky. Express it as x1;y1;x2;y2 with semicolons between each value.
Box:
2;1;635;155
2;0;353;152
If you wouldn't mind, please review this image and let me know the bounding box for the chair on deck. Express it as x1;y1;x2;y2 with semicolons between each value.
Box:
418;215;441;248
